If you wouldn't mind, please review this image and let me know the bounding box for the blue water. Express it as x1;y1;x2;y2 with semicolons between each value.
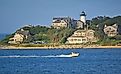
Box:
0;48;121;74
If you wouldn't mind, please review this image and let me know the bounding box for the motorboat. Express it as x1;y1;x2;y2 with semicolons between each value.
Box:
41;52;79;58
68;52;79;57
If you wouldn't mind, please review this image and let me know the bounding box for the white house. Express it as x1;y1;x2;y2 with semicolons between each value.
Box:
8;29;30;44
8;33;24;44
66;30;97;44
52;17;72;29
104;24;118;37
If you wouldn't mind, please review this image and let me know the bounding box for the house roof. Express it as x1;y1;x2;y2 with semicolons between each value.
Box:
16;30;30;36
53;17;71;20
53;20;61;23
75;30;87;33
53;17;71;23
71;36;86;38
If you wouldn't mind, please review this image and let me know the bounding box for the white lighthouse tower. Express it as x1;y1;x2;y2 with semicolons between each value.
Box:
80;11;86;25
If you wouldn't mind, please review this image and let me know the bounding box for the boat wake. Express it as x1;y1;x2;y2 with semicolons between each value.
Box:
0;55;72;58
0;52;79;58
41;55;72;58
0;55;41;58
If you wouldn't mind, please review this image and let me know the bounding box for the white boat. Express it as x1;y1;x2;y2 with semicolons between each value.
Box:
41;52;79;58
68;52;79;57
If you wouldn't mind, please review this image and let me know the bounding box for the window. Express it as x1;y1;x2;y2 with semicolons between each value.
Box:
78;39;81;41
89;33;93;36
82;33;85;36
107;31;109;33
111;30;115;32
109;28;111;30
82;39;86;41
74;39;77;41
62;21;64;23
71;39;73;41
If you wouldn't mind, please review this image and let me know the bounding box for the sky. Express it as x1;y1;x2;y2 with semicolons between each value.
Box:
0;0;121;34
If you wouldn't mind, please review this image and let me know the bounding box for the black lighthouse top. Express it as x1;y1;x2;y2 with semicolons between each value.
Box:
80;11;86;16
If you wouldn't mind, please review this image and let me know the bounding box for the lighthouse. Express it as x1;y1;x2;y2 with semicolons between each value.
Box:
80;11;86;25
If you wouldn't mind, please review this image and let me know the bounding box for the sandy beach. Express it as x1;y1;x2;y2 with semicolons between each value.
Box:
0;45;121;49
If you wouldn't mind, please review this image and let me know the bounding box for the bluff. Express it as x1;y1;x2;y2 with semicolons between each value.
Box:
1;16;121;46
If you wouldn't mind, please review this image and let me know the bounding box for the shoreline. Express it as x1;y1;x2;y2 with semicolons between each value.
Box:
1;45;121;49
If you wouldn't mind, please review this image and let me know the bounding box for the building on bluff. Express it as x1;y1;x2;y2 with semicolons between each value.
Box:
66;11;98;44
51;11;88;29
103;24;118;37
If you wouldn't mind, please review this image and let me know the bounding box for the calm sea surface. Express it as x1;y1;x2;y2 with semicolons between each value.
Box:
0;48;121;74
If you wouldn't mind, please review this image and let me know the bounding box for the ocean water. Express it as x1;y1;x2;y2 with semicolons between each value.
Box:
0;48;121;74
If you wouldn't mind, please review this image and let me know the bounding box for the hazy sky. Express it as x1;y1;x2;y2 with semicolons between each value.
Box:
0;0;121;34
